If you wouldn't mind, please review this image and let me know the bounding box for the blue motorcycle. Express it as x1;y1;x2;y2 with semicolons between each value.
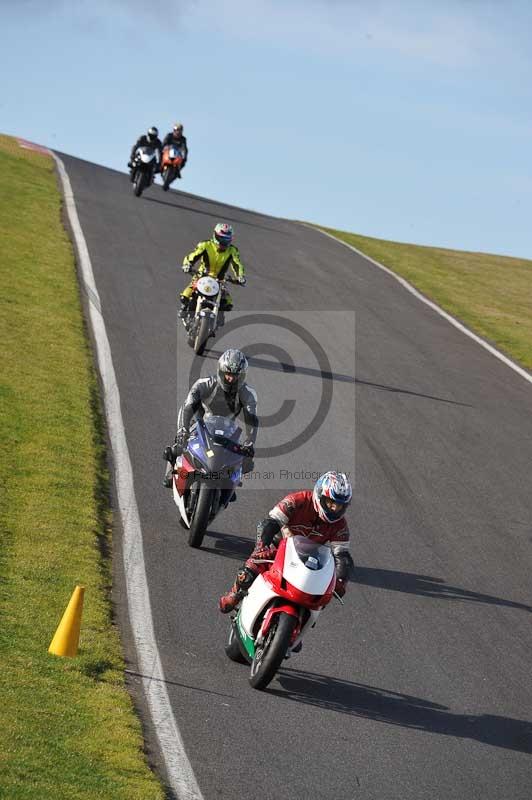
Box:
170;415;251;548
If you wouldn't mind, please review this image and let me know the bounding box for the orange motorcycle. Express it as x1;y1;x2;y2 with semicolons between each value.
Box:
160;144;184;191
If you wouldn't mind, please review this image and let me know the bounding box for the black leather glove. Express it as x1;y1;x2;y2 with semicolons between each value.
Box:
241;441;255;458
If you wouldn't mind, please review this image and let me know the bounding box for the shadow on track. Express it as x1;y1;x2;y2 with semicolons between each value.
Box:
201;538;529;613
356;377;474;407
199;351;473;405
271;670;532;754
150;182;281;220
143;196;287;235
201;530;254;561
125;669;234;699
201;349;355;384
354;566;532;613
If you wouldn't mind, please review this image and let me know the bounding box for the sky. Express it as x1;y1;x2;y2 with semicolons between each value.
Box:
2;0;532;258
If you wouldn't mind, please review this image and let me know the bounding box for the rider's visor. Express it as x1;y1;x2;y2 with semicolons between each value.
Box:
322;496;348;517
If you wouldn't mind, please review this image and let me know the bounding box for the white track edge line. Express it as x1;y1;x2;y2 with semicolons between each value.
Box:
305;223;532;388
53;154;204;800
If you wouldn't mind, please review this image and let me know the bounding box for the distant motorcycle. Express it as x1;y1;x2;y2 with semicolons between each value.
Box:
161;144;184;191
225;535;342;690
168;416;249;548
130;146;157;197
181;271;240;356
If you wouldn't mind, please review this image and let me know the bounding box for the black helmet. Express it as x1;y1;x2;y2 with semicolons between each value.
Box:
147;126;159;141
217;349;248;393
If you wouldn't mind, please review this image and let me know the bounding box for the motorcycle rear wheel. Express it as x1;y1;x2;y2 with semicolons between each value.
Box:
225;624;248;664
188;483;213;548
249;612;297;690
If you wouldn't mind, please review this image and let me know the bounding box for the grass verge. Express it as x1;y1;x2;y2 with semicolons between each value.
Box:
0;134;164;799
316;225;532;371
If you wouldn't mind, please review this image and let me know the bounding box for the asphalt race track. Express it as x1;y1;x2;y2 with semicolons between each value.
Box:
59;153;532;800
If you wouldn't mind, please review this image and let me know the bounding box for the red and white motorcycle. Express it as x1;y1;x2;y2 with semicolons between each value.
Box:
225;535;342;690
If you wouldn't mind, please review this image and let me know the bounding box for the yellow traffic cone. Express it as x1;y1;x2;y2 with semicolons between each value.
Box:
48;585;85;658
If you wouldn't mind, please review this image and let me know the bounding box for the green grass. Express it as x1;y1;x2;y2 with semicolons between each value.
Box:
316;225;532;371
0;135;164;799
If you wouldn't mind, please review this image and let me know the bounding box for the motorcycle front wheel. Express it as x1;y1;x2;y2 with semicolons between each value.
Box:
194;316;211;356
163;167;174;191
249;611;297;690
134;169;145;197
188;483;213;548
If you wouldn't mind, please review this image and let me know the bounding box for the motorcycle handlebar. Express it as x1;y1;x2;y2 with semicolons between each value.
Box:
211;433;250;455
187;270;242;285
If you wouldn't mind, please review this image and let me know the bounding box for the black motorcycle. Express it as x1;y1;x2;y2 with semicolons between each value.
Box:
130;146;157;197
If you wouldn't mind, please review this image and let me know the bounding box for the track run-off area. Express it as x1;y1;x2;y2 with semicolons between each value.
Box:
58;152;532;800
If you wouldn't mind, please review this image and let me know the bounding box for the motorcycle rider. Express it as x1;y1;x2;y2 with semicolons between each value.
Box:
219;471;353;613
179;223;246;325
161;122;188;178
128;126;163;175
163;348;257;487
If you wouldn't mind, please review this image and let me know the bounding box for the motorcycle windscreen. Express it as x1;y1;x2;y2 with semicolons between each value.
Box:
204;416;243;469
283;535;335;595
137;146;155;162
188;416;243;481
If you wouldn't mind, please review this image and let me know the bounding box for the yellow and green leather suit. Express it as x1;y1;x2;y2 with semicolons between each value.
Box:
181;240;245;309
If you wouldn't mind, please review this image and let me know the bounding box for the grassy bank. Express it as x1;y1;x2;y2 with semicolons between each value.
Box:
317;226;532;371
0;135;164;798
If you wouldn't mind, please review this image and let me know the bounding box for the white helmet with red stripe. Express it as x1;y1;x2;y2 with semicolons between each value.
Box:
213;222;233;250
312;471;352;522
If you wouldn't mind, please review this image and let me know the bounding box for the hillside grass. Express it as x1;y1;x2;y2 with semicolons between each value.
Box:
0;134;164;799
317;225;532;371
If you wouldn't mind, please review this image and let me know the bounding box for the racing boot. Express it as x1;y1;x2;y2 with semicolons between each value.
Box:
219;566;257;613
218;586;243;614
178;296;190;319
219;544;276;613
162;446;177;488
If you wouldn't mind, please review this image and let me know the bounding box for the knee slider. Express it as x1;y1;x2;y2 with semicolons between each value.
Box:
236;566;256;590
